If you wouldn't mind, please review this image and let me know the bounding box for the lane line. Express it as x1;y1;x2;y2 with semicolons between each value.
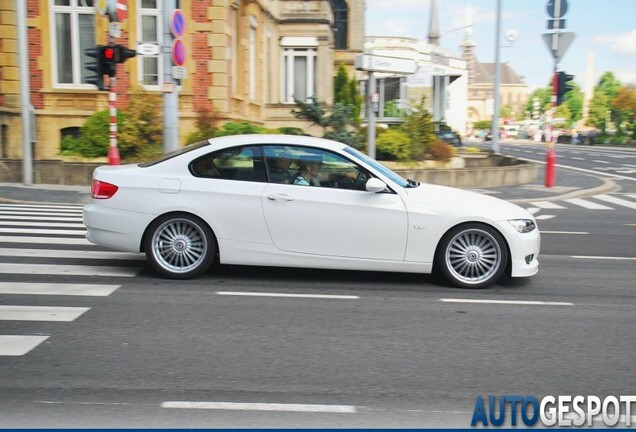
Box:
0;210;82;216
216;291;359;300
0;335;49;356
564;198;613;210
0;282;121;296
594;194;636;210
530;201;566;209
0;228;86;235
0;263;139;277
161;401;357;413
0;204;83;210
570;157;585;160
0;305;90;321
593;160;611;164
0;236;92;245
535;215;556;220
0;248;142;260
440;299;574;306
571;255;636;261
0;221;85;228
541;231;589;235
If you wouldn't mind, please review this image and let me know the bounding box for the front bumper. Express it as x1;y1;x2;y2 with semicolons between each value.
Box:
496;221;541;278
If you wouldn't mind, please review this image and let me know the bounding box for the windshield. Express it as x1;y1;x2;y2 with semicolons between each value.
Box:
344;147;409;188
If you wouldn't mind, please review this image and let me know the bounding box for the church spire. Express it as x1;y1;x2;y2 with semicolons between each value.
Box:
428;0;440;46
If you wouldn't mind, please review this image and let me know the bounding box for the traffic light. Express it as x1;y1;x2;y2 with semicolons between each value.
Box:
556;71;574;106
85;45;107;91
112;45;137;64
102;46;117;77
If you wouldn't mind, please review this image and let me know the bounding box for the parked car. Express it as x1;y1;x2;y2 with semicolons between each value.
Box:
436;130;463;147
83;135;540;289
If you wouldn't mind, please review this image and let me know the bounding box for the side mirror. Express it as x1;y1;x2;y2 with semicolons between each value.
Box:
366;178;387;193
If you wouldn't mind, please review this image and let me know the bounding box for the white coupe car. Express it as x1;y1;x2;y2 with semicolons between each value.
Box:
83;135;540;288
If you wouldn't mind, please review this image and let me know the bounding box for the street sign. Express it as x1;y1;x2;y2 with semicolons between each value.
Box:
170;10;186;38
172;66;187;80
109;22;121;38
95;0;114;16
171;39;186;66
136;42;160;56
547;19;566;30
354;54;417;75
542;32;575;63
547;0;568;18
116;0;127;21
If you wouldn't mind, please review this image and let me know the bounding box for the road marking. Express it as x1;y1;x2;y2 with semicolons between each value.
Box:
535;215;556;220
627;194;636;199
0;228;86;235
0;221;85;228
0;263;139;277
0;335;49;356
440;298;574;306
541;231;589;235
570;157;585;160
526;207;540;215
595;194;636;210
216;291;359;300
0;215;82;222
593;159;611;164
529;201;566;209
0;248;141;260
0;305;90;321
0;204;82;210
512;157;636;182
564;198;613;210
0;282;121;296
161;401;357;413
0;211;82;218
0;236;92;245
571;255;636;261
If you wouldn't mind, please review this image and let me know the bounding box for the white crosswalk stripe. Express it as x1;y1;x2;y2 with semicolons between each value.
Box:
525;194;636;217
564;198;613;210
529;201;567;209
594;194;636;210
0;203;136;356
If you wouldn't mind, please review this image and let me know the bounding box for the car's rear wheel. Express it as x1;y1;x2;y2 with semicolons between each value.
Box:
145;214;216;279
437;223;508;289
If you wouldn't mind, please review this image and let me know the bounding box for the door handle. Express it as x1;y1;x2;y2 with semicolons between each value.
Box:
267;194;294;202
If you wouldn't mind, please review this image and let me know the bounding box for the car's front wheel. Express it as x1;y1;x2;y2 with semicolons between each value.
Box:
437;223;508;289
145;214;216;279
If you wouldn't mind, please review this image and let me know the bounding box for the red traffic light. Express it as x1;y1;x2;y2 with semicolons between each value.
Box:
103;47;115;60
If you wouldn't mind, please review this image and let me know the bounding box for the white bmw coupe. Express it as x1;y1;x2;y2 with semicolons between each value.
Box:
83;135;540;288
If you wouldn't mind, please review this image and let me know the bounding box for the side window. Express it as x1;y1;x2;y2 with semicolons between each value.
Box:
190;146;266;182
264;145;369;190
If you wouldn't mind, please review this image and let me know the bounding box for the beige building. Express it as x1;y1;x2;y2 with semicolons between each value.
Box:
0;0;364;160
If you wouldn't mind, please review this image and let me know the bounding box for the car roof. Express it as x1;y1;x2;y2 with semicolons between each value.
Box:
205;134;348;152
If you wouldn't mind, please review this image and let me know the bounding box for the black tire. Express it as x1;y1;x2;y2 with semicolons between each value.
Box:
436;223;508;289
144;213;216;279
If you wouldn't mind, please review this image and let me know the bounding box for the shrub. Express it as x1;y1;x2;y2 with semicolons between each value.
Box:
215;121;265;136
401;97;436;160
428;140;456;162
375;129;411;161
118;88;163;159
276;127;306;136
72;110;129;158
186;105;220;144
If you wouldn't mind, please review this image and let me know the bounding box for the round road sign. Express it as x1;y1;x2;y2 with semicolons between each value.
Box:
547;0;568;18
116;0;128;21
171;39;187;66
171;10;186;38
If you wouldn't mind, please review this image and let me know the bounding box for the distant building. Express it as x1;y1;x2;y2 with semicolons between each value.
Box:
461;34;529;132
0;0;364;160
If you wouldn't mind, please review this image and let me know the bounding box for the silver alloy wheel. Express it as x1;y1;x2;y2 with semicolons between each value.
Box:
151;217;208;274
444;228;502;285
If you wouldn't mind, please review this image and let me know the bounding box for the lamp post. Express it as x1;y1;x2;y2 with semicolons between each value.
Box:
490;0;503;154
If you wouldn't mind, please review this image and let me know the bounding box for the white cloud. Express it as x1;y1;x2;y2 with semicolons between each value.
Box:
595;30;636;55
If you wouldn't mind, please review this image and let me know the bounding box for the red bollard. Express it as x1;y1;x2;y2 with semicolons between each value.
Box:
108;146;121;165
545;147;556;187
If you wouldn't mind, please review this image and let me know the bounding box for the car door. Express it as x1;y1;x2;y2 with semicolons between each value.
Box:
260;145;408;261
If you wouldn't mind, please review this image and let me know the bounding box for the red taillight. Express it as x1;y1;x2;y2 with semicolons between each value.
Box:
91;179;119;199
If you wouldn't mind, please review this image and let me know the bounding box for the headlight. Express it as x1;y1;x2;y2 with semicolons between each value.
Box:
508;219;537;233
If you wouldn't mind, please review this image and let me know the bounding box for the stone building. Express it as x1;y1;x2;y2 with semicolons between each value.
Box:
0;0;364;160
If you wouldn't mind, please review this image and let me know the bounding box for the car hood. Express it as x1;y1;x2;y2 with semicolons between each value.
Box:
403;183;534;221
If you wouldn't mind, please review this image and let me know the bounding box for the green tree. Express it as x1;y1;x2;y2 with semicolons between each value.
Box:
587;72;623;131
564;82;584;124
292;97;362;148
400;97;436;160
612;84;636;134
118;88;163;158
333;64;362;124
500;104;514;120
523;87;551;118
186;105;220;144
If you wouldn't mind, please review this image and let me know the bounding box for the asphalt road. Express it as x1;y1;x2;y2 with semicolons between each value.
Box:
1;144;635;428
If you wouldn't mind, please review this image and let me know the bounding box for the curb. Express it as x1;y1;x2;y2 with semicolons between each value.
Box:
508;176;619;204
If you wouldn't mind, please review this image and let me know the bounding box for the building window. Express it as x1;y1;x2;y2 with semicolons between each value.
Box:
138;1;162;87
333;0;348;50
281;48;317;104
249;16;258;101
51;0;95;87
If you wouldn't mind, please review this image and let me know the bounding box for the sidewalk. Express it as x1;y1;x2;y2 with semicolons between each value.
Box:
0;164;616;206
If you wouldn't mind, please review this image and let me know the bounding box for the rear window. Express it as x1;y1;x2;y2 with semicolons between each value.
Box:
138;141;210;167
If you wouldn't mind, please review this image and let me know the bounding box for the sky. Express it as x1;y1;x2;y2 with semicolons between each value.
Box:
365;0;636;91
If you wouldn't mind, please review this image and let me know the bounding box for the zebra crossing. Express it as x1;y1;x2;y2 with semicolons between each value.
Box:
525;193;636;220
0;203;145;357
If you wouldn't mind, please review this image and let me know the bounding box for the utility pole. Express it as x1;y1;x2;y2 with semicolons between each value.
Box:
490;0;502;154
16;0;32;185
